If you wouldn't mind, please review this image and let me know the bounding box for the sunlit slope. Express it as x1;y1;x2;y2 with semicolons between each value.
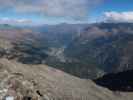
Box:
0;58;132;100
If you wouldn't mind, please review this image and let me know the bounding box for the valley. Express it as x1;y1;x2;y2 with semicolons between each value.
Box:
0;23;133;99
2;23;133;79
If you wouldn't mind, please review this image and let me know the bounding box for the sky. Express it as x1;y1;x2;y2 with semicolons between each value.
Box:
0;0;133;25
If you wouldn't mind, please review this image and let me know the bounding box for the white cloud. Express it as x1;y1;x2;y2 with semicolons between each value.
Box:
0;0;103;20
104;11;133;23
0;17;32;25
16;19;32;23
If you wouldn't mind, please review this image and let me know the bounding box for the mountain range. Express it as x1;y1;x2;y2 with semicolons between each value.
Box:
1;23;133;79
0;23;133;99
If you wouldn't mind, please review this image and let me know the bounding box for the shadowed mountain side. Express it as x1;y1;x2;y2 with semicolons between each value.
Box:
63;23;133;79
94;70;133;92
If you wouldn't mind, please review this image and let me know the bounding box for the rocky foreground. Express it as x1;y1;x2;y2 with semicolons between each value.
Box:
0;58;133;100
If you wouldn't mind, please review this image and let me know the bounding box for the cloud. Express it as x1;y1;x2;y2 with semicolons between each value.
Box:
0;0;103;20
0;17;33;25
104;11;133;23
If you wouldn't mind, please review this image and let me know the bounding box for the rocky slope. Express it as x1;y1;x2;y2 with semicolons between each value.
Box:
0;58;133;100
